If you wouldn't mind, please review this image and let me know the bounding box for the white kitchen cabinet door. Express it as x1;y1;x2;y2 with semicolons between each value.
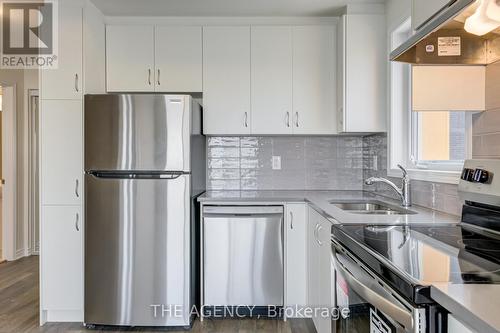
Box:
155;26;202;92
339;14;386;133
40;1;82;100
40;100;82;206
292;26;336;135
203;26;251;135
251;26;293;135
307;207;332;333
285;203;307;317
307;207;321;330
106;25;154;92
41;205;83;312
412;0;452;31
317;216;332;333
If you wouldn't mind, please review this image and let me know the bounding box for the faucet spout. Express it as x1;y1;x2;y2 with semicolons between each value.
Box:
364;165;412;208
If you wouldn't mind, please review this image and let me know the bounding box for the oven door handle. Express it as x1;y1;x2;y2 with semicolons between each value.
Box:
334;254;415;331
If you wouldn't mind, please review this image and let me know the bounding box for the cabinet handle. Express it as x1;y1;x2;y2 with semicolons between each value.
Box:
316;224;323;246
74;74;79;92
295;112;299;127
286;112;290;128
148;69;152;85
157;69;161;86
244;112;248;128
75;179;79;198
290;211;294;229
75;213;80;231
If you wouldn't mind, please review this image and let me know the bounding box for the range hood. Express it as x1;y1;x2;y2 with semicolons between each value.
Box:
391;0;500;64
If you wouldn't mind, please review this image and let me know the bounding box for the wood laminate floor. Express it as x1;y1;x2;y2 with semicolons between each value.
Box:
0;256;316;333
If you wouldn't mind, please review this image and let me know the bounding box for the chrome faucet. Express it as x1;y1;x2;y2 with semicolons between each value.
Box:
365;164;412;208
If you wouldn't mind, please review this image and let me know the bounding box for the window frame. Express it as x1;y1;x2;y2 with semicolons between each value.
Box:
387;16;469;185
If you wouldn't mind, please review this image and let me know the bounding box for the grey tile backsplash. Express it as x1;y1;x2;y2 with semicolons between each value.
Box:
207;136;364;191
207;134;463;216
362;134;463;216
472;110;500;159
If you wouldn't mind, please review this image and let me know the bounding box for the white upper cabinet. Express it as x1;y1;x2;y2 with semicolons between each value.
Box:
106;25;155;92
40;1;83;100
292;26;337;135
155;26;203;92
106;25;203;93
338;14;386;133
251;26;293;135
203;26;251;135
412;0;452;31
40;100;83;206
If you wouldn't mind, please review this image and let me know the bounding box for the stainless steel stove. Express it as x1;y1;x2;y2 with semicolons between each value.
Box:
331;160;500;333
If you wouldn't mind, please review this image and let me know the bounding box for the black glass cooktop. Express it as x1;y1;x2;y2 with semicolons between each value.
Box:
332;223;500;304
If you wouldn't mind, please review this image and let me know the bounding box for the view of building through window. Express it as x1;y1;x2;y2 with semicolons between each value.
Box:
415;111;467;163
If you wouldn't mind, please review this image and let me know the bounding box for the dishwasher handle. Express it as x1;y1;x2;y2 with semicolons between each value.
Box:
203;206;283;215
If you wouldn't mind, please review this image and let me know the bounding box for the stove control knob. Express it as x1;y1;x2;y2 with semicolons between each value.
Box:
461;168;475;182
472;169;491;184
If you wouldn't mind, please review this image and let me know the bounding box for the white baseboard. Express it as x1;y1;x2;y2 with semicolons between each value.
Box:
27;247;39;256
45;309;83;323
15;248;25;260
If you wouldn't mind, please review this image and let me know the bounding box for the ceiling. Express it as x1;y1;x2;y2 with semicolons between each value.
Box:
90;0;385;17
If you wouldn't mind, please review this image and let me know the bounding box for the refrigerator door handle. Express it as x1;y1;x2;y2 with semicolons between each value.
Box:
88;172;184;180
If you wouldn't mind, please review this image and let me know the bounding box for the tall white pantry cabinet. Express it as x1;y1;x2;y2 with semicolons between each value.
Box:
39;0;105;324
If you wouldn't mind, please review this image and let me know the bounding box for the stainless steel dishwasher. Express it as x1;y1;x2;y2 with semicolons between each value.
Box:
203;206;284;314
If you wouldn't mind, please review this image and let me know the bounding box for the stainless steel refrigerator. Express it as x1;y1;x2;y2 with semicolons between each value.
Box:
84;94;205;328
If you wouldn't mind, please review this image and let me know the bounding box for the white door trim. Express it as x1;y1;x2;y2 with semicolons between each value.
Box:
1;84;17;261
28;89;39;255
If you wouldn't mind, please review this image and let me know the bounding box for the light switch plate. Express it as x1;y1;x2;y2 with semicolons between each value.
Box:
272;156;281;170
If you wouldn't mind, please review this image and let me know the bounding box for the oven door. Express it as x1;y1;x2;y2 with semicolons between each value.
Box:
331;249;425;333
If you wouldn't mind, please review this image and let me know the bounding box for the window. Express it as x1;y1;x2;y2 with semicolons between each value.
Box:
389;18;471;183
410;111;471;171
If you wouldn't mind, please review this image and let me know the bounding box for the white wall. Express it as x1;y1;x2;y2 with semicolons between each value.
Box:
386;0;411;32
84;0;106;94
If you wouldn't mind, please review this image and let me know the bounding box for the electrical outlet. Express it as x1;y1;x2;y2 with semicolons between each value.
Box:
272;156;281;170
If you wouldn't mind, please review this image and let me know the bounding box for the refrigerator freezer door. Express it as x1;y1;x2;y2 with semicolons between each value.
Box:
85;94;191;172
84;174;191;326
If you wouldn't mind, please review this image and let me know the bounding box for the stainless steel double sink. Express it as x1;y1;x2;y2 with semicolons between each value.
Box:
329;200;417;215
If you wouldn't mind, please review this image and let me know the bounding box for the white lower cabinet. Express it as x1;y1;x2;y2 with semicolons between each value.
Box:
285;203;308;317
41;205;83;317
307;207;332;333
